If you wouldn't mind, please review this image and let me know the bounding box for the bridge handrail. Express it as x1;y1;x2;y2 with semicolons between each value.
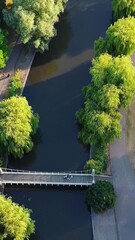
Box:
1;168;92;174
0;168;112;178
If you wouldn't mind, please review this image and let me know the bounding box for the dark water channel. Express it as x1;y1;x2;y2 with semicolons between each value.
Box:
5;0;112;239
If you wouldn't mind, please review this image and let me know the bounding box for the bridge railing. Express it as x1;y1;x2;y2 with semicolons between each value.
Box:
0;168;93;175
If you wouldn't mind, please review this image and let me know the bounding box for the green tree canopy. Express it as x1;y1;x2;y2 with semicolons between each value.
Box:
86;181;116;213
0;28;9;68
113;0;135;21
0;0;5;23
3;0;68;52
0;194;35;240
76;107;121;145
84;84;121;112
95;17;135;56
0;96;39;158
90;54;135;107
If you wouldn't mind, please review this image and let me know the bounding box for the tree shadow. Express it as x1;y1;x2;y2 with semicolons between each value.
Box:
32;10;72;67
8;128;43;170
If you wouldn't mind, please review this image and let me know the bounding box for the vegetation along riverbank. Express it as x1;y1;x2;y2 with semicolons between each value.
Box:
0;0;135;239
0;0;68;239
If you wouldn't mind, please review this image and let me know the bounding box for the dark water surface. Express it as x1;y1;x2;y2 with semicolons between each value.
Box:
5;0;112;239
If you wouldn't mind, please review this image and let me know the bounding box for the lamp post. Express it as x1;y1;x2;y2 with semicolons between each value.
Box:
92;169;95;184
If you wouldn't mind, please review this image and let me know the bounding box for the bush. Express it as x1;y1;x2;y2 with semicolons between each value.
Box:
86;181;116;213
93;144;108;171
84;145;108;174
84;159;104;174
7;71;23;97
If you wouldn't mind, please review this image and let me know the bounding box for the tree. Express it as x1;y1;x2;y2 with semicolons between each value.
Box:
3;0;68;52
94;17;135;56
113;0;135;21
84;159;104;175
0;29;9;68
94;37;106;57
0;96;39;158
0;0;5;23
76;107;121;145
0;194;35;240
90;54;135;107
86;181;116;213
84;83;121;112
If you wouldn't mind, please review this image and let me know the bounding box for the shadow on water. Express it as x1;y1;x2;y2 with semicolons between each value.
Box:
8;61;90;172
9;128;43;169
5;186;92;240
32;10;72;68
27;0;112;85
32;0;112;69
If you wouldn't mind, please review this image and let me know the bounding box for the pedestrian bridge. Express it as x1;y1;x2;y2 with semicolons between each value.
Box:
0;168;111;187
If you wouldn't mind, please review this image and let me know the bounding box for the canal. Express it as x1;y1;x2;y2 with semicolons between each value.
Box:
5;0;112;239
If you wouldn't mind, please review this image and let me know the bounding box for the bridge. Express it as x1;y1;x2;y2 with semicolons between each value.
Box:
0;168;112;187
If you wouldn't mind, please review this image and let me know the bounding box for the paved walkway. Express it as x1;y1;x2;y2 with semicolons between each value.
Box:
92;107;135;240
0;42;35;100
110;109;135;240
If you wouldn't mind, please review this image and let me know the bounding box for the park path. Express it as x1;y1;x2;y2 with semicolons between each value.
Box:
0;42;35;100
92;94;135;240
110;102;135;239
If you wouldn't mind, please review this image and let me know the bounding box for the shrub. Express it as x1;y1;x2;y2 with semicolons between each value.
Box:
84;159;104;174
7;71;23;97
84;145;108;174
93;144;108;171
86;181;116;213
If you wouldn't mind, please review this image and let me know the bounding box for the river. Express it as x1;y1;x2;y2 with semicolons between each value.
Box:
5;0;112;239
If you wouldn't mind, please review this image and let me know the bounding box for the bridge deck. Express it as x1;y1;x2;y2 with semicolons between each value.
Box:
0;173;94;186
0;169;112;187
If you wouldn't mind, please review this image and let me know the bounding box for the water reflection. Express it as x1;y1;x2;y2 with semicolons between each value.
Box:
27;49;93;85
27;0;112;85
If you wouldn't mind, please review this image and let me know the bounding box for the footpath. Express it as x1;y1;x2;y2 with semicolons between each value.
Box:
92;108;135;240
0;42;35;100
110;109;135;240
